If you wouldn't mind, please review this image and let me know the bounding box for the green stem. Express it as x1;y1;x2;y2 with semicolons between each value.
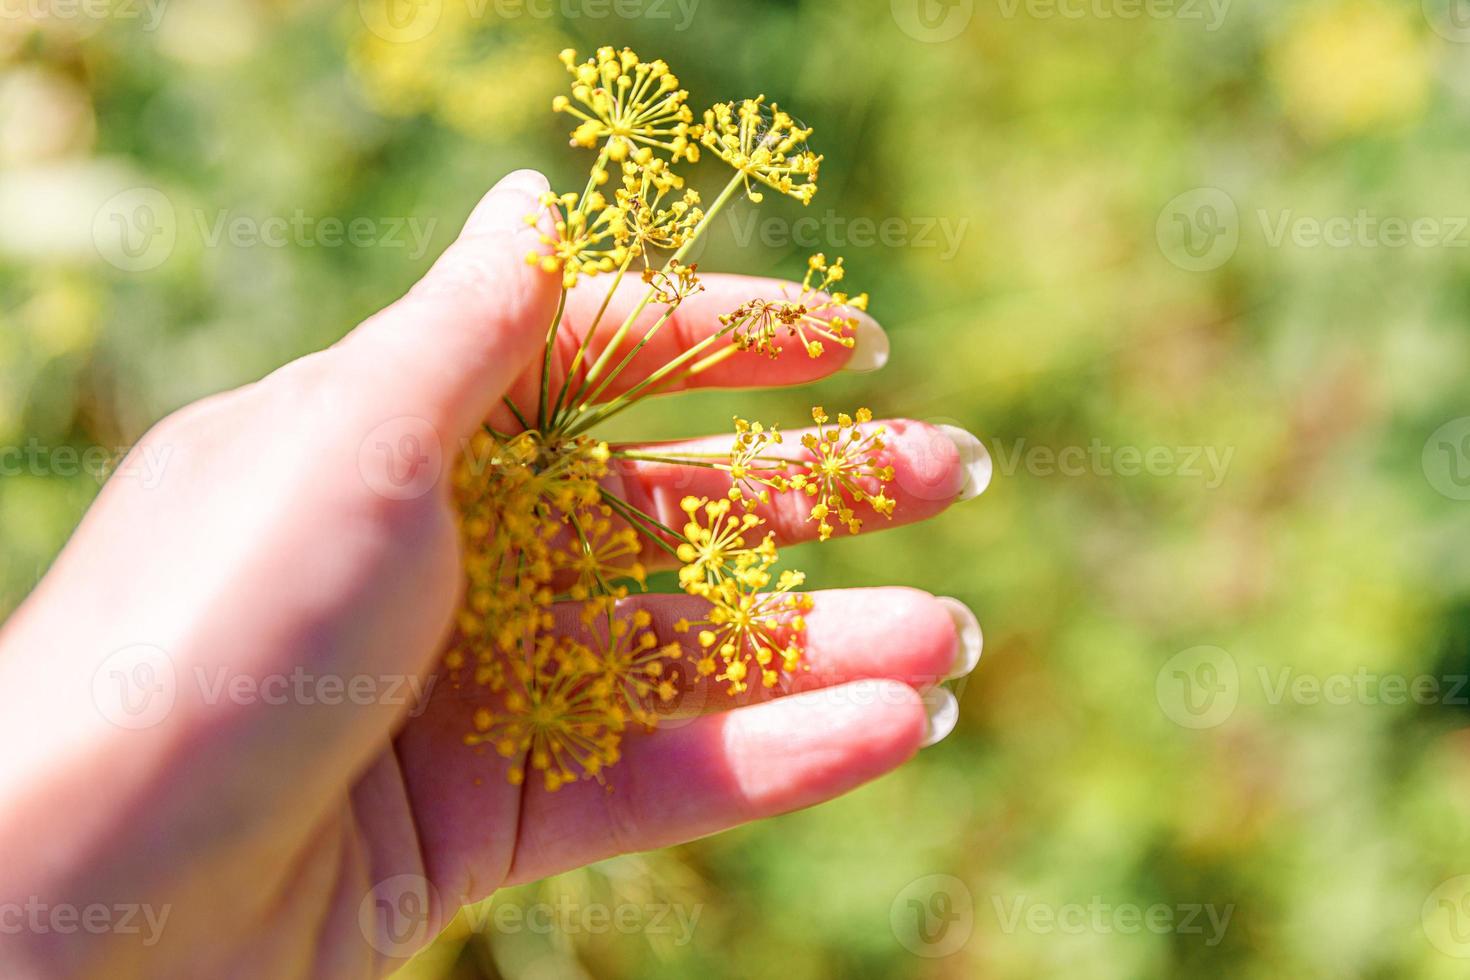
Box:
599;489;683;558
570;304;680;419
533;147;609;431
611;452;728;469
568;334;736;436
551;259;631;430
502;396;532;431
570;171;746;414
536;287;569;429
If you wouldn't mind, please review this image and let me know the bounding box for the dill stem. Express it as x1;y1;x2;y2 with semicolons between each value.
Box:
571;171;746;409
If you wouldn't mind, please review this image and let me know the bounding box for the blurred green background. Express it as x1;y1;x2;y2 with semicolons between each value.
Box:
6;0;1470;975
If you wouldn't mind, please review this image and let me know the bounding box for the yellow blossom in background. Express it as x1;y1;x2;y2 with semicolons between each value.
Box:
1270;0;1430;140
348;13;563;137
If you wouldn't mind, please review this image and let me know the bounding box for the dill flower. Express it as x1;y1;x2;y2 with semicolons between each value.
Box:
675;495;778;593
527;191;631;288
725;253;867;359
558;506;646;601
554;47;699;164
642;261;704;306
726;418;792;506
591;609;683;727
614;161;704;257
673;571;813;694
793;407;896;541
699;96;822;204
464;635;624;791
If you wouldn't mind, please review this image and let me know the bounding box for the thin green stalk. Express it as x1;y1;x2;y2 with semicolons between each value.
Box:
536;287;569;429
572;171;746;406
568;333;734;436
533;147;609;431
502;397;532;431
611;452;728;469
612;448;793;467
551;259;631;429
599;489;683;558
570;304;680;418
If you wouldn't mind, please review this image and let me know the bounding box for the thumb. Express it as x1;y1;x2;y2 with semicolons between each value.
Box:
342;169;560;439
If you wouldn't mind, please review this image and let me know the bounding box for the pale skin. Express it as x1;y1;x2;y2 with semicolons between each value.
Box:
0;171;983;978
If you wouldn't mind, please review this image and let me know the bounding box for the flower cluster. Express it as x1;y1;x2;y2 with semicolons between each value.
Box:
725;254;869;360
448;47;889;792
700;96;821;204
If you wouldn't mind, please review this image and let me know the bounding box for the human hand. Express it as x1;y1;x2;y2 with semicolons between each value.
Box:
0;170;988;978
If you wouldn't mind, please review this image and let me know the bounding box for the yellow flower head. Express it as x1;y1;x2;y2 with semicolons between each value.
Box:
592;608;683;727
700;96;821;204
526;190;632;287
642;260;704;306
724;253;867;359
792;407;896;541
725;418;791;507
554;47;699;163
615;160;705;256
674;572;812;695
675;495;778;593
464;634;624;791
450;44;890;792
558;505;646;601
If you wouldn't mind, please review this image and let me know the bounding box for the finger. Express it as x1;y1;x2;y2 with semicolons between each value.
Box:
494;271;889;424
342;169;561;439
610;418;992;563
502;679;926;886
547;587;978;713
563;270;890;389
392;669;525;910
392;588;977;903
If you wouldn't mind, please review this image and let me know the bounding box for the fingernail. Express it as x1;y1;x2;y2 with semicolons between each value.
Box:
843;316;889;373
937;597;983;680
920;686;959;747
936;424;992;500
